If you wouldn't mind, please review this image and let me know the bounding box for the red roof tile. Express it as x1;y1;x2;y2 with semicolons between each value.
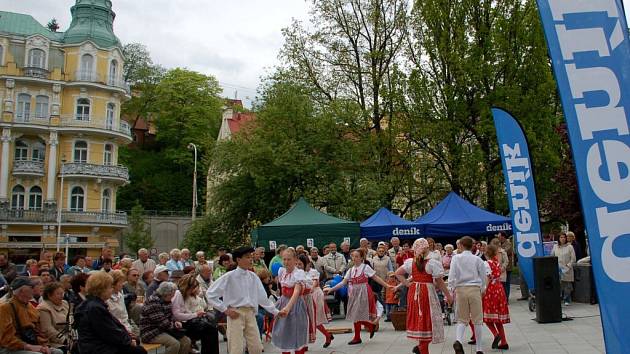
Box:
227;112;255;134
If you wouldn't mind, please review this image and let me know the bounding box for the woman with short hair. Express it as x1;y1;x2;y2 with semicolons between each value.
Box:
140;282;191;354
212;254;231;281
66;256;89;276
74;271;147;354
37;282;71;351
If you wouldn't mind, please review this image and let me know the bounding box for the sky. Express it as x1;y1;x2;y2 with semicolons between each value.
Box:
3;0;312;107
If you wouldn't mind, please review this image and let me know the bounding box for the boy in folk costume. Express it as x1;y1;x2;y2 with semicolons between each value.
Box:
395;238;452;354
324;249;392;345
271;248;310;354
206;247;283;354
296;254;334;348
448;236;487;354
482;245;510;350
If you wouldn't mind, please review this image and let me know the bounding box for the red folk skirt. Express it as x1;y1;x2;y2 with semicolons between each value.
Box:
483;279;510;323
406;281;445;343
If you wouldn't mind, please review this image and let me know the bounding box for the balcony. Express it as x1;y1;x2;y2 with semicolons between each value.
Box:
59;115;132;140
108;75;131;93
23;66;50;79
61;162;129;183
13;159;45;177
73;70;130;94
13;113;50;127
0;209;128;226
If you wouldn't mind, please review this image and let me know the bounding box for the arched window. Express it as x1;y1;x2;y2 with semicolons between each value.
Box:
73;140;88;163
28;49;46;68
108;60;118;85
32;141;45;161
14;140;29;160
35;95;49;119
16;93;31;121
70;186;84;212
103;144;113;165
11;185;25;210
28;186;43;211
80;54;94;80
106;103;115;129
76;98;90;121
101;189;111;212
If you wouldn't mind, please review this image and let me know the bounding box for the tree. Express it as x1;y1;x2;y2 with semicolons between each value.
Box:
47;19;59;32
124;203;153;254
122;43;158;84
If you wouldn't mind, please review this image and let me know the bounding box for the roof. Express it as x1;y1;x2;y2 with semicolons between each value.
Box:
414;192;511;236
263;197;357;227
0;11;63;41
360;207;420;240
227;112;255;135
132;117;148;131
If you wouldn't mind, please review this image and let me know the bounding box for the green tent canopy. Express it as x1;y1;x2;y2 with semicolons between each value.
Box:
252;197;360;249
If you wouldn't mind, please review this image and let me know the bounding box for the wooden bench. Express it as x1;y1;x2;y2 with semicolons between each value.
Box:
142;343;163;353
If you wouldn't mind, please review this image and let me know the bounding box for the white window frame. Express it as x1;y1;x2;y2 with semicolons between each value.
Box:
101;188;111;213
35;95;49;119
14;140;29;161
28;186;43;211
103;143;113;165
73;140;88;163
11;185;26;210
108;59;118;85
75;98;90;121
69;186;85;212
16;94;31;122
106;103;115;129
32;141;45;161
28;48;46;68
80;54;94;81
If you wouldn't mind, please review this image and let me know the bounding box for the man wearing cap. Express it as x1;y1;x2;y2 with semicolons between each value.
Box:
146;265;169;298
206;246;281;354
0;277;63;354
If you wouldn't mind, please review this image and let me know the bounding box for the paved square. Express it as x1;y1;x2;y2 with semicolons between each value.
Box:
225;286;604;354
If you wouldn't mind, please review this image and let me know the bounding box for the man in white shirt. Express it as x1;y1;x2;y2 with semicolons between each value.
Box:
449;236;487;354
206;246;281;354
132;248;156;274
323;243;346;280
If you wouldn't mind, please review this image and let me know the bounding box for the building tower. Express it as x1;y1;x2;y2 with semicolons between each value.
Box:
0;0;131;261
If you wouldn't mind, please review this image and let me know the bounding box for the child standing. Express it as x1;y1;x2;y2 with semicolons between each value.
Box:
325;249;391;345
384;271;399;322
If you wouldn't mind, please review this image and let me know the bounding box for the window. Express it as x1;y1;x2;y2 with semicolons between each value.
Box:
106;103;115;129
70;187;84;212
76;98;90;121
16;94;31;121
80;54;94;80
28;186;42;211
108;60;118;85
73;141;88;163
32;142;45;161
0;45;4;65
101;189;111;212
28;49;46;68
11;185;25;210
104;144;113;165
14;140;29;160
35;95;49;119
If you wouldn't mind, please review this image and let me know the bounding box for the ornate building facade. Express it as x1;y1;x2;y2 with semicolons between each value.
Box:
0;0;130;261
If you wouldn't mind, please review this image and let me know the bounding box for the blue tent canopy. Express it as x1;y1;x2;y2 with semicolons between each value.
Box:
360;207;421;240
414;192;512;237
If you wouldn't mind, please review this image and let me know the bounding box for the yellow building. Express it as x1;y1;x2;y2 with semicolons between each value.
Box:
0;0;131;262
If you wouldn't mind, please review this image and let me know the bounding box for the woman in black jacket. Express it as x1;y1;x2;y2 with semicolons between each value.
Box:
74;272;146;354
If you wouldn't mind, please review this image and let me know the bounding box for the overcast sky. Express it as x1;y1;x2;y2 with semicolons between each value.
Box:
4;0;311;106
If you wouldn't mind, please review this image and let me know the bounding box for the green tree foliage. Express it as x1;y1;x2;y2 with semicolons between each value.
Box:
124;203;153;254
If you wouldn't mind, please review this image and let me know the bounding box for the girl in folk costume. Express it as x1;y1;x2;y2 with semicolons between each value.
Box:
296;254;334;348
395;238;452;354
272;248;309;354
324;249;392;345
483;244;510;350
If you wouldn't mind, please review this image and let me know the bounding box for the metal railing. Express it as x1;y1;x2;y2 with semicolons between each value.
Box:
61;162;129;181
0;209;128;225
107;75;131;93
13;113;50;126
23;66;49;79
73;70;130;94
12;159;45;176
59;115;132;137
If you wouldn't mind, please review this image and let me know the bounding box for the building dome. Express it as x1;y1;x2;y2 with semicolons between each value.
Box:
63;0;121;48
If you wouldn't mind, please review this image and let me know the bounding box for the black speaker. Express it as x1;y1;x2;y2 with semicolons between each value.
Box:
534;256;562;323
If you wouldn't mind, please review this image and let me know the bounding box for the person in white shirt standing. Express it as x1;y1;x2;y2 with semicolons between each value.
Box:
448;236;487;354
206;246;282;354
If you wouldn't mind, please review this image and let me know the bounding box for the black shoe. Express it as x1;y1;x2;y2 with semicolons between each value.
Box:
492;335;501;349
323;335;334;348
476;351;484;354
348;339;362;345
453;340;464;354
412;346;421;354
497;343;509;350
468;339;476;345
517;297;528;301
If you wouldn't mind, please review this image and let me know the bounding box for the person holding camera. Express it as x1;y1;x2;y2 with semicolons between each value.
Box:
0;277;63;354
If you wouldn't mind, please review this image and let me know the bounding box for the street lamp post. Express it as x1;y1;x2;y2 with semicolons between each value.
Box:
56;156;66;252
187;143;198;221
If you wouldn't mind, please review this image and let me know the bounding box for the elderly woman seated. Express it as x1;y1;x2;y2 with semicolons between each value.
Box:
140;282;191;354
74;271;147;354
37;282;71;352
172;273;219;354
107;270;139;338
